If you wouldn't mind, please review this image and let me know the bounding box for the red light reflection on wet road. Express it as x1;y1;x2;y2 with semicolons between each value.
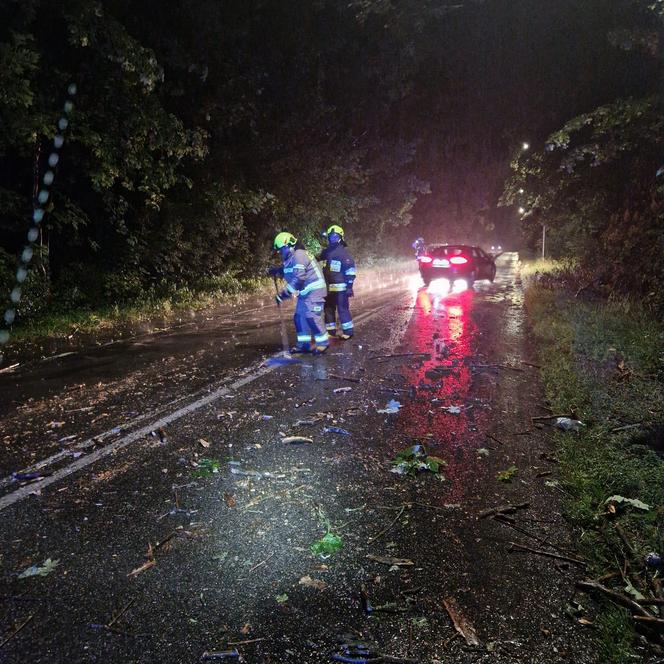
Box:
396;285;487;502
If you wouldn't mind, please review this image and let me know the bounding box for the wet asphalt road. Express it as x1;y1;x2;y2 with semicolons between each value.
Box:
0;254;599;663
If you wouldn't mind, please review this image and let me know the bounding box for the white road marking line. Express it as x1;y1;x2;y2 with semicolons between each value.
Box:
0;297;400;511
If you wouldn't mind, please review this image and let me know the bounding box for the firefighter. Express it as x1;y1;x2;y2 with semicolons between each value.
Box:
271;232;329;354
412;237;426;257
319;224;356;340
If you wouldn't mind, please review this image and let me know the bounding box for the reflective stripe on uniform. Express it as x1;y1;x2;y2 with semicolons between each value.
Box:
299;278;326;296
345;267;356;275
341;321;354;330
286;282;298;294
284;267;294;273
297;334;311;342
328;283;347;292
293;264;306;270
326;323;337;331
314;332;329;344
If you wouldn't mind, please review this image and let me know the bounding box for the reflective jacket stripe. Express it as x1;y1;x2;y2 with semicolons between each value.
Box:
300;278;326;296
328;283;347;292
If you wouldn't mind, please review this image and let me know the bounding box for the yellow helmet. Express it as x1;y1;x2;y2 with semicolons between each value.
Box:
273;232;297;250
326;224;344;240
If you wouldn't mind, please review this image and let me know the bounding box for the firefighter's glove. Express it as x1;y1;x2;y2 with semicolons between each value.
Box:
346;285;354;298
266;266;281;277
275;290;291;305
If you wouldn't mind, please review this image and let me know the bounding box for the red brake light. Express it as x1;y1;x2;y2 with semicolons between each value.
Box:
450;256;468;265
418;256;432;263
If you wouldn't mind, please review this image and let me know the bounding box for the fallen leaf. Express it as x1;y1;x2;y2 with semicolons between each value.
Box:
299;575;328;590
18;558;59;579
605;495;650;511
241;623;251;635
223;492;236;508
275;593;289;604
198;438;210;449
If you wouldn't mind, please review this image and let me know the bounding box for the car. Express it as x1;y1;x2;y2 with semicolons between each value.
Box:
417;244;496;287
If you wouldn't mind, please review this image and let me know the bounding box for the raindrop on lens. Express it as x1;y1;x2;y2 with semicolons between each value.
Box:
28;228;38;242
38;190;49;204
4;309;16;325
68;83;77;96
54;135;64;149
33;209;44;223
58;118;68;131
22;247;33;263
64;101;74;113
48;153;60;167
43;171;55;185
16;267;27;283
0;330;9;345
10;288;21;304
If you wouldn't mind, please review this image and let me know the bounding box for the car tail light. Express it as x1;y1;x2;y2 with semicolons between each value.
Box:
418;256;433;263
450;256;468;265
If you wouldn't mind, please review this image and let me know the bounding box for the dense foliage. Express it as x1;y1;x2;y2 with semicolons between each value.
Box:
1;0;661;319
503;2;664;309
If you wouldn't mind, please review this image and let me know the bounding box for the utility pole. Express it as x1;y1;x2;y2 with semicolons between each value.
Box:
541;224;546;258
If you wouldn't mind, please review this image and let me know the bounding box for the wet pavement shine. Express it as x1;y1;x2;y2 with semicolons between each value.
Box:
0;254;599;663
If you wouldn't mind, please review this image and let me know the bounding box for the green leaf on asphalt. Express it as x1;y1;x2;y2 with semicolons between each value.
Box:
391;445;446;476
192;458;221;477
311;532;343;556
496;466;518;482
18;558;59;578
275;593;289;604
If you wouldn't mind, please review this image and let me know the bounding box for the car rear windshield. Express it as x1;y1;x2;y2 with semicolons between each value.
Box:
429;245;471;257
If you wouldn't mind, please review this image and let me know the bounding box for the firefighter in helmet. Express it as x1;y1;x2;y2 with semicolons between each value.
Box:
271;232;329;354
318;224;356;339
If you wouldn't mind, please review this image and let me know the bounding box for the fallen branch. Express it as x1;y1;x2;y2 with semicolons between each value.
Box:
486;433;504;446
633;615;664;627
577;580;653;618
366;554;414;567
107;598;136;629
509;541;587;566
327;373;361;383
370;352;430;362
227;637;266;646
478;502;530;519
521;361;541;369
531;414;574;422
611;422;643;434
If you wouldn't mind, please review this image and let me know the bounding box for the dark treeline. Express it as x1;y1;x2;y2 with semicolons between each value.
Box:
0;0;661;318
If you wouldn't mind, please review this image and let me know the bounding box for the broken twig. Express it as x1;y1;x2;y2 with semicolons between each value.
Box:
0;611;36;647
509;541;586;566
368;505;406;544
478;502;529;519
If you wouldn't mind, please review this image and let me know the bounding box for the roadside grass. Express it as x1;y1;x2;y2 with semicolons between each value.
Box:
8;274;273;342
6;258;415;345
523;262;664;662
